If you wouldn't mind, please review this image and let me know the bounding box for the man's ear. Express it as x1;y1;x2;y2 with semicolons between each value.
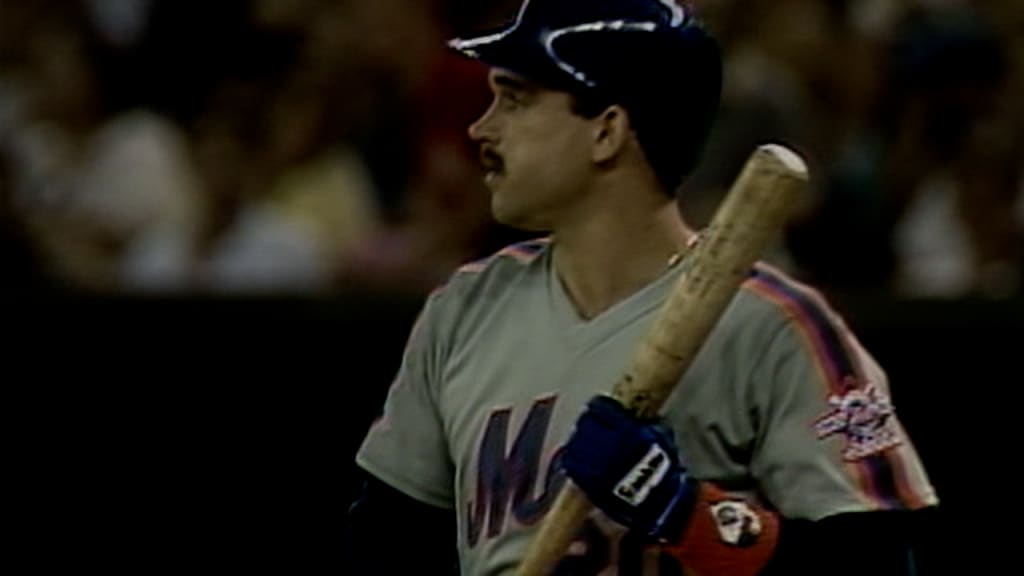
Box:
592;104;632;164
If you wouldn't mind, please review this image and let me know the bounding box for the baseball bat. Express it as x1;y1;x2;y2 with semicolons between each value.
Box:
515;143;809;575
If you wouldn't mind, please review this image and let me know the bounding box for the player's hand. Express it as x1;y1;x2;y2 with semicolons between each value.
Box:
562;395;697;542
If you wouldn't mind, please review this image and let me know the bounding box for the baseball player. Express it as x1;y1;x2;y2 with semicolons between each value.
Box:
346;1;938;574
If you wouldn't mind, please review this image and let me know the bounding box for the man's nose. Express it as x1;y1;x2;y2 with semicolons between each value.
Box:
468;104;496;143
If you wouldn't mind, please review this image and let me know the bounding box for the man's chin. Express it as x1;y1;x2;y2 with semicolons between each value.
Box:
490;195;524;228
491;197;549;232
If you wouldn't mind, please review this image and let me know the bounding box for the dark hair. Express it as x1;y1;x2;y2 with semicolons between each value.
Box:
564;31;722;197
569;85;719;197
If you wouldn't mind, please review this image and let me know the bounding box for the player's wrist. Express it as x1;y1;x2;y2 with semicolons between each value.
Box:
646;475;699;543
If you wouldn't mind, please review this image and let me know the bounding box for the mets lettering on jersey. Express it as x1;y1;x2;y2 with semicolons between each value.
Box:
464;395;685;574
465;396;567;547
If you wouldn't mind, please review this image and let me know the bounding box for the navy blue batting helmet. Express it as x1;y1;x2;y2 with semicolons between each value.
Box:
449;0;722;188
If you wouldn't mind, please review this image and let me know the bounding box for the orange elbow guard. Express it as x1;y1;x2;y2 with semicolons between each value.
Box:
662;483;780;576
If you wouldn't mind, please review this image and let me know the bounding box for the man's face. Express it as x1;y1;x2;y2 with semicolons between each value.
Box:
468;68;596;230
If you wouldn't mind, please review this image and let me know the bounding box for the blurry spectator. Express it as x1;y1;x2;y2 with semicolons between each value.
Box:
84;0;154;49
71;110;203;292
192;8;386;295
2;5;203;294
787;1;1022;298
297;0;443;217
2;0;1020;299
878;2;1020;298
195;74;380;293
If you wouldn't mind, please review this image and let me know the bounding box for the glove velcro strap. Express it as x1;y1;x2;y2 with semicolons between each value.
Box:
662;483;780;576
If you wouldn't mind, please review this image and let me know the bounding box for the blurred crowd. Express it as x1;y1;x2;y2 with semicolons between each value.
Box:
1;0;1021;300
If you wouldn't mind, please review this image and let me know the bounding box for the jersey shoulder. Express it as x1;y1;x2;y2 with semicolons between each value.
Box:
726;261;874;386
706;261;857;370
420;237;551;335
452;236;550;280
443;236;550;298
737;262;852;336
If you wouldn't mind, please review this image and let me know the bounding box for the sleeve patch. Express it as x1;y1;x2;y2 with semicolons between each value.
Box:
814;379;903;461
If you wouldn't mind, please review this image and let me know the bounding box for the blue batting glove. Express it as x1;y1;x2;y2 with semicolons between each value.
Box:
562;395;697;542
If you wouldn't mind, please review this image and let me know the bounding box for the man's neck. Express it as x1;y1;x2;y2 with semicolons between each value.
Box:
551;194;695;321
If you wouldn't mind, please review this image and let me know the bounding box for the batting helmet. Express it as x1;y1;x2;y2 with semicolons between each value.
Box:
448;0;722;189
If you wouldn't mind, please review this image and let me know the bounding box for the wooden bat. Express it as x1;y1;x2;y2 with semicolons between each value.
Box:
515;143;809;576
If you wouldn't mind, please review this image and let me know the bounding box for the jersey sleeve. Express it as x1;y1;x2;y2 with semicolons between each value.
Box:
355;288;457;509
746;278;937;521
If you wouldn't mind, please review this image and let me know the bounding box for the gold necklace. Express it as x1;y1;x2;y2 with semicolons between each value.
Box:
667;232;701;269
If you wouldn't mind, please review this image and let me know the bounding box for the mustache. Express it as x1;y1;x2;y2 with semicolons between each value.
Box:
479;145;504;173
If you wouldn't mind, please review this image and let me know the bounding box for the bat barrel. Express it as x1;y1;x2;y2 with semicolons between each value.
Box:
613;143;808;417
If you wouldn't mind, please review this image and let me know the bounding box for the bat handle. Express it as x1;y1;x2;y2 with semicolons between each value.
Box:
515;481;594;576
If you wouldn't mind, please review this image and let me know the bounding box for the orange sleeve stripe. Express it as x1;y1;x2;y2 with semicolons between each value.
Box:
455;237;550;274
744;264;923;512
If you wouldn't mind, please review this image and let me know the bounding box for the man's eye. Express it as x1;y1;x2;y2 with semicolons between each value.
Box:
500;93;524;110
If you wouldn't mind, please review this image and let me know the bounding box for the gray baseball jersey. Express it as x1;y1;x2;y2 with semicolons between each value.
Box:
356;238;937;575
